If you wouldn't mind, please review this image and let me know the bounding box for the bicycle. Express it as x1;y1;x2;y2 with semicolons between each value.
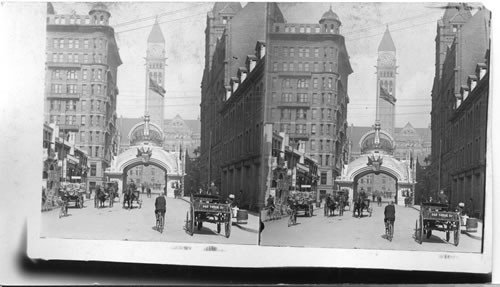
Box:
287;206;297;227
156;211;165;233
385;219;394;241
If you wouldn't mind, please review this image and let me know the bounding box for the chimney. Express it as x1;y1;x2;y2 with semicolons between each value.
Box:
246;55;257;72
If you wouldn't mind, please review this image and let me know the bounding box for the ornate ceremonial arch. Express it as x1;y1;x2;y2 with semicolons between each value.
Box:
105;115;185;197
336;122;415;206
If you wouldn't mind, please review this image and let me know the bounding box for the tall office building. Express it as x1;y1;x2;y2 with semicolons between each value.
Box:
44;3;122;189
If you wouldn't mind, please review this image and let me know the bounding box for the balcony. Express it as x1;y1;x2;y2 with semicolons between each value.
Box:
277;101;311;108
288;132;310;140
58;124;80;131
47;93;81;99
46;61;82;68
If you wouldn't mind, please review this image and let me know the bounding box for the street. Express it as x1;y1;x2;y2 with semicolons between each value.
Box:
260;203;482;253
41;194;260;245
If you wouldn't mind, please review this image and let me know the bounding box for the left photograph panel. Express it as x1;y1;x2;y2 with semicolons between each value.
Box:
40;2;260;245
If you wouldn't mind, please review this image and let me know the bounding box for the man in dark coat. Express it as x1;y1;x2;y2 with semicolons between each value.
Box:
384;201;396;232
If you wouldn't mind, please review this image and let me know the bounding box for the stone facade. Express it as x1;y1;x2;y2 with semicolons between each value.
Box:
430;8;490;218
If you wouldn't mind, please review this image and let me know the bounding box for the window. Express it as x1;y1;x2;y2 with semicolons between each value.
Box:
68;39;73;49
310;140;316;151
58;54;64;62
297;79;308;88
82;70;88;80
67;84;77;94
311;124;316;135
283;47;288;57
289;48;294;57
52;84;62;93
298;93;308;102
312;93;319;104
273;62;278;71
314;62;319;72
298;48;303;58
83;54;89;63
95;131;100;144
325;155;330;166
95;146;99;157
283;63;288;71
97;69;102;80
59;39;64;48
305;48;310;57
84;39;89;49
314;48;319;57
67;70;77;79
296;124;306;134
50;100;55;110
67;54;73;63
89;115;94;126
282;93;292;102
74;39;80;49
81;115;86;126
296;109;306;120
320;172;327;185
281;109;291;120
90;163;96;176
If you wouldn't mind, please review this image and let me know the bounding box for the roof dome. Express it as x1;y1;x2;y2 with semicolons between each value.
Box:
320;6;341;24
359;122;395;155
89;3;110;15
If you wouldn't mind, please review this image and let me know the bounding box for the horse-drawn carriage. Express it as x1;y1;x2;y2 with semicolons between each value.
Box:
289;191;315;217
415;202;460;246
353;193;372;218
60;182;85;209
123;183;142;209
185;194;231;238
94;181;119;208
324;190;349;216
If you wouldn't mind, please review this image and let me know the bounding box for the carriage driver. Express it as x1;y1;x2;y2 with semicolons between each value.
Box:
155;191;167;226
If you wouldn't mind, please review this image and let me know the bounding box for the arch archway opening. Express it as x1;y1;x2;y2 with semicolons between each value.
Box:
353;169;398;203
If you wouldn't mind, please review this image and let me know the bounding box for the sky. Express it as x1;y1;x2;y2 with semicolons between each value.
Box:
50;2;482;128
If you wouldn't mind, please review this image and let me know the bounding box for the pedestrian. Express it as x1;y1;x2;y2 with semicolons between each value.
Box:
468;197;475;217
384;201;396;236
377;195;382;207
141;184;145;194
147;186;151;198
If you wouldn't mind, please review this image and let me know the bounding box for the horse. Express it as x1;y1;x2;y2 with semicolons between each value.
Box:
106;183;118;207
123;184;140;209
324;196;336;217
94;186;108;208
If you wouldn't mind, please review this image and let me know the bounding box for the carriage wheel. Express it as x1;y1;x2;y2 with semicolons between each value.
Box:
225;216;231;238
453;225;460;246
418;215;424;244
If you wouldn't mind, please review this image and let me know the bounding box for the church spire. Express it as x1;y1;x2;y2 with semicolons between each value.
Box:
148;17;165;43
378;26;396;52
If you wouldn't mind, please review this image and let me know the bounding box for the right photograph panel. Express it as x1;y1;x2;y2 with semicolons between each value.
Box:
258;2;489;252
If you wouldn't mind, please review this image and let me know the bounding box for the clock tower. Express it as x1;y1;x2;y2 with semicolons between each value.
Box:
146;18;166;127
376;26;397;137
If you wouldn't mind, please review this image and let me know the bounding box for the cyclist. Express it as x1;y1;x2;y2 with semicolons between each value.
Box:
287;195;298;224
155;191;167;231
384;201;396;238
